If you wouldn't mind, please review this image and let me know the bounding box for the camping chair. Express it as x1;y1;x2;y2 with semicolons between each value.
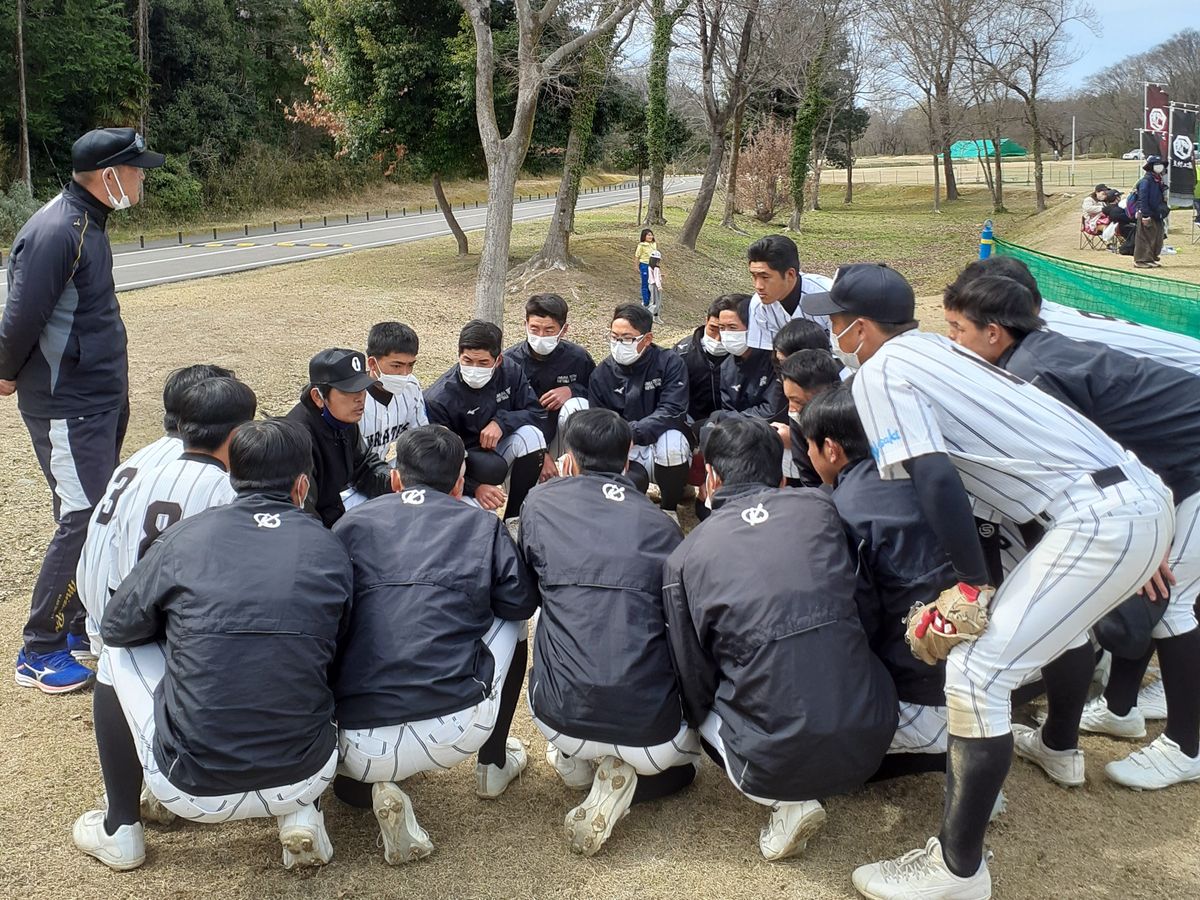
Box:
1079;214;1109;251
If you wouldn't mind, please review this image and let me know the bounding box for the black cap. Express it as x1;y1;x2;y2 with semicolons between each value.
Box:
71;128;165;172
1143;155;1163;171
1093;183;1109;192
801;263;915;324
308;349;377;392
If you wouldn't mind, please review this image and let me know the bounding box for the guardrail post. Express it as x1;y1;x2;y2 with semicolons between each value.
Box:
178;231;183;244
213;228;217;240
273;221;278;233
244;224;249;237
140;235;145;248
980;220;994;260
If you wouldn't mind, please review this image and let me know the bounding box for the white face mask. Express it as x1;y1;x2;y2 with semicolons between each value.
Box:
527;332;560;356
460;364;495;389
721;329;749;357
788;410;803;426
700;334;728;357
610;338;645;366
1152;163;1166;175
102;167;132;210
377;373;418;395
832;318;865;371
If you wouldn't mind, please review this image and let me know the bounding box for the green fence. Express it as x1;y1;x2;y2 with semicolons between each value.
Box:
994;239;1200;337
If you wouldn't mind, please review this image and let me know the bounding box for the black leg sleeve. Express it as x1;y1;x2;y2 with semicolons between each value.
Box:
1038;644;1096;752
868;752;949;782
655;463;689;512
466;447;510;486
94;683;143;833
477;639;528;768
333;774;374;809
504;452;543;520
626;462;650;494
1158;630;1200;758
1103;645;1154;716
631;763;697;805
693;496;711;522
939;733;1013;878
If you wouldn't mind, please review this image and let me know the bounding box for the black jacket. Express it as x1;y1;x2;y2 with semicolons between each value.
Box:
1134;173;1169;221
589;344;690;446
0;181;127;418
674;327;724;422
832;458;954;706
504;339;595;441
285;389;391;528
330;487;536;729
520;473;684;745
786;417;823;487
663;484;897;801
424;357;545;448
720;348;787;421
101;493;352;795
1001;330;1200;504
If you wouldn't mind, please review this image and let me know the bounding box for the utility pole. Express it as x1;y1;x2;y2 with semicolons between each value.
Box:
16;0;33;191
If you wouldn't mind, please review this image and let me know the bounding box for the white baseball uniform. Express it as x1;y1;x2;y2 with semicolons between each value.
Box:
851;330;1175;737
746;273;833;350
1039;300;1200;376
360;383;429;463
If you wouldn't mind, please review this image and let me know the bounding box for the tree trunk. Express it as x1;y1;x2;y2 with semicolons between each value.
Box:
16;0;32;191
679;131;727;249
844;124;854;204
137;0;150;137
932;151;941;213
644;0;675;227
935;85;958;202
788;50;828;231
1026;99;1046;212
811;107;836;212
720;96;747;227
432;172;469;256
475;150;522;323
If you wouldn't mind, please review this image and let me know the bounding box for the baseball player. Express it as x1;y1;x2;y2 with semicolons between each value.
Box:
424;320;548;520
73;377;257;871
4;128;164;695
504;294;595;480
577;304;691;515
773;349;841;489
360;322;428;463
771;317;831;368
94;419;353;870
714;294;788;422
663;416;898;862
943;273;1200;791
673;298;728;426
800;264;1174;899
519;409;698;856
329;425;536;865
285;348;392;526
744;234;832;350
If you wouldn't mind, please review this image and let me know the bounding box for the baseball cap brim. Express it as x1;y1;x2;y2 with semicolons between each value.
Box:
328;371;378;392
800;290;845;317
125;149;166;169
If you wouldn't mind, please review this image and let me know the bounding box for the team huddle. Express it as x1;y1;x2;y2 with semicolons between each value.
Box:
50;232;1200;899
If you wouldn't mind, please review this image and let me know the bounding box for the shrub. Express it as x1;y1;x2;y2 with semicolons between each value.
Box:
0;181;42;245
143;157;204;220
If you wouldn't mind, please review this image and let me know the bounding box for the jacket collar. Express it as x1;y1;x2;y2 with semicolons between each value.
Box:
64;179;111;226
834;457;872;489
710;481;773;510
179;451;227;471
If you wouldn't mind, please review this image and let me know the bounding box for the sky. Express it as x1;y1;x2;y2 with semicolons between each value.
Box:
1060;3;1191;89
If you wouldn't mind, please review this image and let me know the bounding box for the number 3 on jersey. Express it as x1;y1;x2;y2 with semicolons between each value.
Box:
138;500;183;560
95;467;138;526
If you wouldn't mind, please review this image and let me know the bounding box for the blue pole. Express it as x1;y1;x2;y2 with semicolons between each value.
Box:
979;219;994;259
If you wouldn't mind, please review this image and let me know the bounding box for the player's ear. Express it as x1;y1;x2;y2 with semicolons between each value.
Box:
705;463;723;494
309;386;325;409
291;473;310;508
390;469;403;494
451;462;466;498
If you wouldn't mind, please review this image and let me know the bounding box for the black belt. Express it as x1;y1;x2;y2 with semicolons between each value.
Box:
1091;466;1127;489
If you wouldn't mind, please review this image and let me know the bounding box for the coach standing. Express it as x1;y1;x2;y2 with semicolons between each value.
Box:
1;127;163;695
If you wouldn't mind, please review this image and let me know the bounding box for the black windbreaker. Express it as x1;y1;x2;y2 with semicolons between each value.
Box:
674;327;724;422
588;344;690;446
504;338;595;441
424;357;545;447
720;348;786;421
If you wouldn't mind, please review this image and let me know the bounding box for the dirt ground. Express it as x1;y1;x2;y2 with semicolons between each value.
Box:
2;195;1199;899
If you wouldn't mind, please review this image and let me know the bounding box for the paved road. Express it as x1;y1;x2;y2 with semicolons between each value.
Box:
0;176;701;302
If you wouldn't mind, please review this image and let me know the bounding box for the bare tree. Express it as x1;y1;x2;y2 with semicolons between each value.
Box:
962;58;1020;213
459;0;638;324
137;0;150;137
16;0;32;191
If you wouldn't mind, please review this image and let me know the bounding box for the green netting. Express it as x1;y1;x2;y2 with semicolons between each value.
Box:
994;239;1200;337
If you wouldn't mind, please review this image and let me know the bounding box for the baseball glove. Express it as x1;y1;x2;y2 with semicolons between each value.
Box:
904;582;995;665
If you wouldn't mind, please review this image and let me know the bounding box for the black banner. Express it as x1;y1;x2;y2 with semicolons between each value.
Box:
1168;108;1196;209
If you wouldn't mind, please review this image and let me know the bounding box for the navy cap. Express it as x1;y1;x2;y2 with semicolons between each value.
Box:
308;349;377;392
801;263;915;324
71;128;165;172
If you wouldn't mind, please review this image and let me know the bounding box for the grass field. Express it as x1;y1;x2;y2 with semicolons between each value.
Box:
2;183;1198;900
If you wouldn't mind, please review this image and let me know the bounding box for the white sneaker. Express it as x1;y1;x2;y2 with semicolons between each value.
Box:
278;803;334;869
1012;724;1085;787
1105;734;1200;790
73;810;145;871
547;744;593;790
759;799;826;861
988;789;1007;823
476;738;528;799
372;782;433;864
1137;678;1168;721
852;837;991;899
1079;696;1147;739
564;756;637;856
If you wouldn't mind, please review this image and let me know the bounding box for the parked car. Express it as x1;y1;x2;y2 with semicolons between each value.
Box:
1122;148;1145;160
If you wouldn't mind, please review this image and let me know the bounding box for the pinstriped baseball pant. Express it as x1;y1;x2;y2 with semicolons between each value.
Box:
532;712;700;778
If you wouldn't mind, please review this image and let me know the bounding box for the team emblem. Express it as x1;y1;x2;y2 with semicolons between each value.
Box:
741;503;769;527
401;489;426;505
253;513;281;529
602;483;626;502
351;355;363;372
978;522;996;538
1149;108;1167;132
1173;134;1193;163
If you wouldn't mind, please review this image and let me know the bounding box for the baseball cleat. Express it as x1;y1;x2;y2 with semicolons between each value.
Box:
1079;696;1147;739
988;789;1007;822
1137;678;1168;721
68;633;98;662
1105;734;1200;790
504;517;521;543
564;756;637;856
852;837;991;900
759;799;826;861
73;810;145;872
476;738;528;799
14;648;93;694
546;744;594;790
278;803;334;869
372;782;433;864
1012;724;1085;787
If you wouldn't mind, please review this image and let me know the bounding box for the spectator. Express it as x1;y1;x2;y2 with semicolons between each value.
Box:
635;229;657;307
1133;156;1170;268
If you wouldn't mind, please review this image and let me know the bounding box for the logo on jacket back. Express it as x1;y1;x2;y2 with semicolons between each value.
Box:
741;503;769;526
401;489;426;505
602;483;626;502
254;513;281;529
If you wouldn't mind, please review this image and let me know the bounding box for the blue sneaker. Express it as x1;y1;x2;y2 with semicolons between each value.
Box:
68;633;97;662
15;648;94;694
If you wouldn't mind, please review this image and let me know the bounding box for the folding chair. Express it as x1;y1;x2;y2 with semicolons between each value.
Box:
1079;215;1108;251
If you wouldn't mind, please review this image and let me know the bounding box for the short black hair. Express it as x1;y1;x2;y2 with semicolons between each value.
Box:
773;318;830;356
747;234;800;276
177;377;257;453
612;303;652;334
525;293;569;326
162;364;234;434
950;256;1043;308
229;418;312;495
780;349;842;393
459;319;503;357
705;298;725;320
943;275;1044;338
564;408;632;475
711;292;748;322
392;425;465;495
368;322;419;359
706;416;783;488
797;386;870;465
